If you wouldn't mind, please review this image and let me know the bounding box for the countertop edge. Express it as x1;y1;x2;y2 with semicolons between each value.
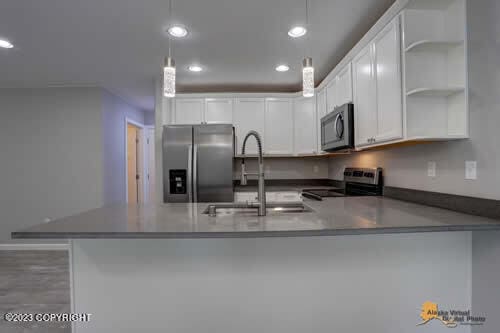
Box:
11;224;500;239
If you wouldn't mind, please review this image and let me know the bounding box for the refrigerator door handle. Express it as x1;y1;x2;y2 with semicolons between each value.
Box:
193;144;198;202
187;144;193;202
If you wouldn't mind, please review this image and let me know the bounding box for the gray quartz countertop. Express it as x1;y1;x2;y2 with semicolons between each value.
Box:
12;197;500;239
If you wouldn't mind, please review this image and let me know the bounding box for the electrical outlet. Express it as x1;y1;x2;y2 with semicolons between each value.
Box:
465;161;477;180
427;161;436;177
313;165;319;173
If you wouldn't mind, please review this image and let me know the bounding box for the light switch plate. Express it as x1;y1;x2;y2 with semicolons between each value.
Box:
465;161;477;180
427;161;436;177
313;165;319;173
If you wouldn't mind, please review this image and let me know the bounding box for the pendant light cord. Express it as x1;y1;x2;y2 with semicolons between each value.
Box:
304;0;310;58
305;0;309;26
168;0;172;58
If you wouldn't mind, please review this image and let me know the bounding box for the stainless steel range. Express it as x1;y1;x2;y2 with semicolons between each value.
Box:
302;167;383;200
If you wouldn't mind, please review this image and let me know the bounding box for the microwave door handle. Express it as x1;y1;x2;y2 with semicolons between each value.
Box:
321;121;324;146
193;144;198;202
334;114;342;139
187;144;193;202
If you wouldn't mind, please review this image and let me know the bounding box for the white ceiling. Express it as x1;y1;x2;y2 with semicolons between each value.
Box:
0;0;395;111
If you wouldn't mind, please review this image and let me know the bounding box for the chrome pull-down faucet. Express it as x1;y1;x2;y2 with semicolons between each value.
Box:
240;130;266;216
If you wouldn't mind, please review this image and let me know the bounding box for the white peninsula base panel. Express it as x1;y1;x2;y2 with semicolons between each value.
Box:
70;233;472;333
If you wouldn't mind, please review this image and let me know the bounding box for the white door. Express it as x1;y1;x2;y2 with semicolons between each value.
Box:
174;99;204;124
374;17;403;143
336;63;353;106
145;128;155;203
233;98;265;155
265;98;293;155
326;79;338;114
316;89;327;153
293;97;317;155
204;98;233;124
353;43;377;147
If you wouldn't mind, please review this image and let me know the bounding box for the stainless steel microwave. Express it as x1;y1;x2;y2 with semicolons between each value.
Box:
321;103;354;152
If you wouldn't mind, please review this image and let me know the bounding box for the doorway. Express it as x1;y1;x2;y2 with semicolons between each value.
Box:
125;118;155;203
126;122;142;203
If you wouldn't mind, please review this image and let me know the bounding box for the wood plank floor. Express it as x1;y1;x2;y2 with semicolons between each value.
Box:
0;251;71;333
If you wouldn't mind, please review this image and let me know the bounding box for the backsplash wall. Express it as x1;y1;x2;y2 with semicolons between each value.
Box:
234;157;329;180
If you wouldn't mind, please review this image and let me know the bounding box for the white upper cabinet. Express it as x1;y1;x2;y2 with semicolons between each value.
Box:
204;98;233;124
265;98;294;155
336;63;353;107
325;62;353;114
326;79;338;114
293;97;317;155
316;89;327;153
373;17;403;143
174;99;204;124
233;98;265;155
353;16;403;148
353;44;377;147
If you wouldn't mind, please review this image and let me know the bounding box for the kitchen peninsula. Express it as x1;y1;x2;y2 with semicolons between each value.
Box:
13;197;500;333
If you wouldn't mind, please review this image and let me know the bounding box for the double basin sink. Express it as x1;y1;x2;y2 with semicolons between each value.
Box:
202;202;314;217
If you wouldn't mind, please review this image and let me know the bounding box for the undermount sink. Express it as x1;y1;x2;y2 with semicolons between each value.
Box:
202;202;314;216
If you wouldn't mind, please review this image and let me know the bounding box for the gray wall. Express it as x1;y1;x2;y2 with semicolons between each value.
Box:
143;111;155;126
329;0;500;200
0;87;145;243
0;88;103;243
101;90;145;204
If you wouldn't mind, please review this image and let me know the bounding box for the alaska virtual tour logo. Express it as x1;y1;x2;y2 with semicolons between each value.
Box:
417;301;486;328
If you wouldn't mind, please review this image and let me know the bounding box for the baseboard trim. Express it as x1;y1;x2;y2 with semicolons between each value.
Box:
0;243;69;251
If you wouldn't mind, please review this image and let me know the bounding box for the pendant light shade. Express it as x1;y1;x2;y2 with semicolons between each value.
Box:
302;57;314;97
164;56;176;98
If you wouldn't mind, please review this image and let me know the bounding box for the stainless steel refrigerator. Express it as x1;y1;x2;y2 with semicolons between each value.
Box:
163;124;234;203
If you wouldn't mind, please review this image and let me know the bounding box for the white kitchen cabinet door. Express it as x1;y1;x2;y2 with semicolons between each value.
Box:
174;99;204;124
336;63;353;106
316;89;327;153
233;98;265;155
293;97;317;155
326;79;338;114
204;98;233;124
353;44;377;147
373;17;403;143
265;98;293;155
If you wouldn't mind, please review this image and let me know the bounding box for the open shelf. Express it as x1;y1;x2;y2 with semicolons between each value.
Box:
406;87;464;97
405;40;464;53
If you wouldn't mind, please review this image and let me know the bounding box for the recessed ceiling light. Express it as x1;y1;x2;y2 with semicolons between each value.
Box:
188;65;203;72
288;26;307;38
275;64;290;72
0;39;14;49
168;25;188;38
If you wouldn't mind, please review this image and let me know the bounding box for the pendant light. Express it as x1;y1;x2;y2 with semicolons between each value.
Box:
164;0;176;98
302;57;314;97
164;56;175;98
302;0;314;97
